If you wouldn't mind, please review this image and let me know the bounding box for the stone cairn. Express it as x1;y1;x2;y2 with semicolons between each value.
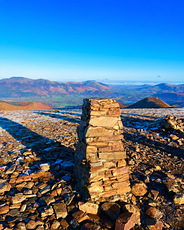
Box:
74;98;131;202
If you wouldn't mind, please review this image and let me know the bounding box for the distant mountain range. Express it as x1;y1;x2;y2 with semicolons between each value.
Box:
0;77;184;107
136;83;184;104
110;83;184;106
0;77;111;97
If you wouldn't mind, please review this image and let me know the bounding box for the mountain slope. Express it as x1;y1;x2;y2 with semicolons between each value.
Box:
153;92;184;104
0;101;51;111
128;97;171;108
0;77;111;98
110;83;184;106
0;77;184;106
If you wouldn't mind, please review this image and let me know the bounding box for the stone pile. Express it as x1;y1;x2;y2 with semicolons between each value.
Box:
149;115;184;133
149;115;184;147
75;98;131;202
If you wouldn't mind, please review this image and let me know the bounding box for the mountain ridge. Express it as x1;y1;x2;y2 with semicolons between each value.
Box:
0;77;111;98
0;77;184;107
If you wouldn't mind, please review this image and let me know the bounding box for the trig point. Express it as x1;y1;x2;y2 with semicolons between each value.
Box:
74;98;130;202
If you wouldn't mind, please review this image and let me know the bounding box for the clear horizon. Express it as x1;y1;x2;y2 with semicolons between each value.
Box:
0;0;184;82
1;76;184;86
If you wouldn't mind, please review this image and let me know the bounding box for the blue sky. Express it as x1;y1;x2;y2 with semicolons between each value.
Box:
0;0;184;83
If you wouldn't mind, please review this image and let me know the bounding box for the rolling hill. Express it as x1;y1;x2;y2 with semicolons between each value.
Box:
0;101;51;111
128;97;171;108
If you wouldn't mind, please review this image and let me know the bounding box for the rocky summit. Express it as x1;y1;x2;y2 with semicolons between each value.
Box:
0;106;184;229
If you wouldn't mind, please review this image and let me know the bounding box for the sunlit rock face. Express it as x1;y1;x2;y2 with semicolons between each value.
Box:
74;98;130;202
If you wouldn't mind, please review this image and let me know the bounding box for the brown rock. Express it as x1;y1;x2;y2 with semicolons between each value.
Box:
5;165;16;174
53;202;68;219
36;225;45;230
132;182;147;196
150;190;159;200
20;204;27;212
97;134;124;142
116;186;131;194
39;163;50;171
51;220;60;230
88;185;104;193
0;205;9;214
108;107;121;116
99;189;116;198
98;146;111;152
50;190;58;197
16;175;31;183
89;116;119;127
112;167;129;176
16;222;26;230
124;204;141;225
98;151;126;160
16;182;27;189
31;170;50;179
146;207;163;219
146;218;163;230
10;203;21;209
26;220;38;229
11;193;27;204
89;110;107;116
72;210;89;223
174;193;184;205
164;177;176;192
79;202;99;215
0;183;11;193
100;202;120;221
153;221;164;230
80;222;101;230
39;205;54;218
115;212;136;230
86;146;97;153
85;127;114;137
112;181;130;189
60;219;69;229
26;220;44;229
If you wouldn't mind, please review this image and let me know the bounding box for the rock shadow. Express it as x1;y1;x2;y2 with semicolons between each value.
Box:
0;116;76;194
121;115;155;125
0;116;74;161
53;108;82;117
121;111;160;120
35;111;80;124
0;114;82;228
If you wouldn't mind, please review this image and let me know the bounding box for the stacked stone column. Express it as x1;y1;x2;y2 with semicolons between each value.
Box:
74;98;130;202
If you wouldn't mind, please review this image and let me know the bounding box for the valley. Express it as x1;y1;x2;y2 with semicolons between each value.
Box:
0;77;184;107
